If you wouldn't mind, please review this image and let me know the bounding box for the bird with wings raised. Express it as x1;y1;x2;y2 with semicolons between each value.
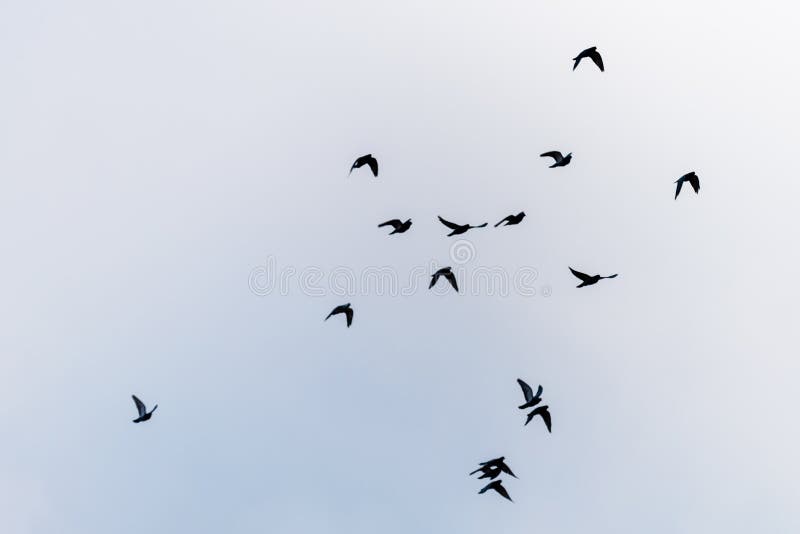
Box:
573;46;604;71
569;267;618;288
325;303;353;327
349;154;378;177
674;171;700;199
377;218;412;234
516;379;543;410
437;216;488;236
132;395;157;423
429;266;458;292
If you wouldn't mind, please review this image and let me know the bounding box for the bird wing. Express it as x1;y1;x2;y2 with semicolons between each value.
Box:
517;378;534;403
674;178;684;199
367;157;378;177
688;173;700;193
499;462;518;479
569;267;592;282
344;307;353;327
132;395;146;417
493;482;513;502
540;151;563;162
378;219;401;228
428;273;439;289
494;216;511;227
437;216;461;230
444;271;459;292
535;384;543;398
589;50;604;71
534;405;552;432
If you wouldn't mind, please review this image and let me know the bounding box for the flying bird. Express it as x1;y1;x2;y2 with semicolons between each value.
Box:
540;151;572;168
429;266;458;292
471;457;517;479
469;464;503;480
674;171;700;199
349;154;378;177
378;218;412;234
573;46;604;71
438;216;488;236
569;267;618;288
517;379;543;410
325;303;353;327
524;405;552;432
495;212;526;227
132;395;157;423
478;480;513;502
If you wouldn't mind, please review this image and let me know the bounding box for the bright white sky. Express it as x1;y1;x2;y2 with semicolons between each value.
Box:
1;1;800;533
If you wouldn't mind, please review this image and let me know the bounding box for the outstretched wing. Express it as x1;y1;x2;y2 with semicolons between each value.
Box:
428;273;439;289
674;178;684;199
688;172;700;194
493;482;513;502
540;151;563;162
517;378;534;403
437;216;461;230
444;271;459;292
367;156;378;177
569;267;592;282
589;50;604;71
325;307;339;321
534;405;552;432
132;395;146;417
378;219;401;229
499;461;518;479
344;307;353;327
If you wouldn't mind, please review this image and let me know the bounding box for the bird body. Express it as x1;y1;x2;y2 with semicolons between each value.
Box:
325;303;353;327
495;212;526;227
349;154;378;177
478;480;513;502
429;266;458;292
524;405;552;432
569;267;618;288
438;216;488;236
540;151;572;168
378;218;412;234
473;457;517;479
573;46;604;71
516;379;543;409
674;171;700;199
132;395;157;423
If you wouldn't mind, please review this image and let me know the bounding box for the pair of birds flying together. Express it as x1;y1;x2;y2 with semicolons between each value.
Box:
517;379;552;431
471;457;517;502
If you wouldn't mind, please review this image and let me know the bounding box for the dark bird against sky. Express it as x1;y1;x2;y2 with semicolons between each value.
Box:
325;303;353;327
132;395;157;423
495;212;526;227
478;480;513;502
573;46;604;71
674;171;700;199
378;218;412;234
472;457;517;479
438;216;488;236
429;266;458;292
540;151;572;168
569;267;618;288
517;379;543;410
524;405;552;432
349;154;378;177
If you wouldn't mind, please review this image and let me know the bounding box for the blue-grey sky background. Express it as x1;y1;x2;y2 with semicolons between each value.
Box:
1;1;799;532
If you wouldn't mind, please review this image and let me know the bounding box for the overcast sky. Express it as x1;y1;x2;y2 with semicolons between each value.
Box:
1;1;800;533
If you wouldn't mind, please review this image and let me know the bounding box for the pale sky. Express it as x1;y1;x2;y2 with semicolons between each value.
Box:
1;1;800;533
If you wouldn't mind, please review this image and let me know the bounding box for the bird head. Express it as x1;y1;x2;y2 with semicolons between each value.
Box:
519;211;526;217
345;303;351;308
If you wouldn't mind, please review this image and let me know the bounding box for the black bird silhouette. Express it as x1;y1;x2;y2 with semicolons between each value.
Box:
573;46;604;71
325;303;353;327
471;457;517;479
517;379;543;410
429;266;458;292
569;267;618;288
524;405;552;432
674;171;700;199
438;216;488;236
378;218;412;234
469;464;503;480
540;151;572;168
495;212;526;227
132;395;157;423
349;154;378;177
478;480;513;502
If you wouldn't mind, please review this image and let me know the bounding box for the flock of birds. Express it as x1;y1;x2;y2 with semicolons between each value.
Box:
131;45;700;505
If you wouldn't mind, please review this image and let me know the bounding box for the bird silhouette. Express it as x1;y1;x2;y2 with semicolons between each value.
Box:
495;212;526;227
429;266;458;292
524;405;552;432
478;480;513;502
378;218;412;234
517;379;543;410
438;216;488;236
674;171;700;199
540;151;572;168
573;46;604;71
132;395;157;423
349;154;378;177
569;267;618;288
325;303;353;327
471;457;517;479
469;464;503;480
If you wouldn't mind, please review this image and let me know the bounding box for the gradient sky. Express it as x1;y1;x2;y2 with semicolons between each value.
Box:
2;1;800;533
